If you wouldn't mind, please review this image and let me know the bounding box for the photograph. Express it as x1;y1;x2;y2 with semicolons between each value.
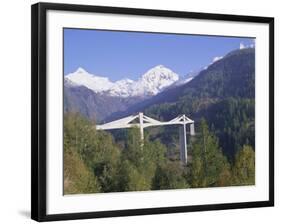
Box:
63;28;256;195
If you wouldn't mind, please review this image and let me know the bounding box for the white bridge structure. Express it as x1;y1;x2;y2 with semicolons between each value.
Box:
96;112;195;164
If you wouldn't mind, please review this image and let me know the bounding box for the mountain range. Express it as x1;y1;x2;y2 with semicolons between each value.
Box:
64;65;195;121
141;48;255;159
64;47;255;160
114;47;255;119
65;65;189;98
64;47;255;159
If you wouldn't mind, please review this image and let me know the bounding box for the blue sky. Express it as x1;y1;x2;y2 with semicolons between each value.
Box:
64;28;254;81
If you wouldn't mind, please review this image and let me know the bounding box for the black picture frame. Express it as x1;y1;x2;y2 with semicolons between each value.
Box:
31;2;274;222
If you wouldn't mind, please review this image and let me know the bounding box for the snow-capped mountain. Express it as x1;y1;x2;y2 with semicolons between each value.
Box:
65;67;114;92
65;65;179;98
138;65;179;95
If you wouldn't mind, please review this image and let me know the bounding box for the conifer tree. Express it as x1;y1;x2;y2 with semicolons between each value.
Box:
191;119;231;187
232;145;255;185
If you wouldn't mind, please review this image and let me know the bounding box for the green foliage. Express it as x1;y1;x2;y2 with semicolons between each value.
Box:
63;113;255;194
185;48;255;99
64;113;121;193
152;161;188;190
190;119;232;188
143;49;255;160
64;48;256;193
198;98;255;160
232;145;255;185
64;149;100;194
120;128;168;191
124;162;151;191
123;127;142;166
146;97;255;160
64;113;172;193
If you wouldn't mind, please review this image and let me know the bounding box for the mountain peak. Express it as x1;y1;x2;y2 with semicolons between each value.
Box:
154;64;165;69
65;68;113;93
65;65;180;98
75;67;89;74
140;65;179;95
148;64;173;72
142;65;179;81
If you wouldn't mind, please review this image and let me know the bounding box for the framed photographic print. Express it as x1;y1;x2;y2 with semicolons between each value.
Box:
31;2;274;222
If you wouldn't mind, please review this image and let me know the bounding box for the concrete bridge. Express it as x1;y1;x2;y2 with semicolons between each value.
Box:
96;112;195;164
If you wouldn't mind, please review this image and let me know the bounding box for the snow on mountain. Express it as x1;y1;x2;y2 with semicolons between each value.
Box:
65;65;179;98
66;67;114;92
139;65;179;95
108;78;135;97
173;69;201;86
180;77;194;84
64;76;78;87
212;56;223;63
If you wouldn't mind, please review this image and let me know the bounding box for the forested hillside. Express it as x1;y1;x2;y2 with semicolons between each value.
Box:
113;48;255;160
64;113;255;194
63;48;255;194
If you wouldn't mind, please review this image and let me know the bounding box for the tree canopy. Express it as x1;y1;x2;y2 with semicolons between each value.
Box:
64;113;255;194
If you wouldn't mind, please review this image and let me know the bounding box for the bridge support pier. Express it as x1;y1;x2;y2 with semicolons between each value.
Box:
190;123;195;136
179;124;187;164
96;112;195;165
139;112;144;141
